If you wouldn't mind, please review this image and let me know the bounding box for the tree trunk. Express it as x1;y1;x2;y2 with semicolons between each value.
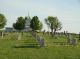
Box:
54;29;56;35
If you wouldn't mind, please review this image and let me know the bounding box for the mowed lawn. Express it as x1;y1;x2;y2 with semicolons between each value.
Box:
0;32;80;59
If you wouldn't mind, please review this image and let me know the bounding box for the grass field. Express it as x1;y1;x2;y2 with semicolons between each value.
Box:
0;32;80;59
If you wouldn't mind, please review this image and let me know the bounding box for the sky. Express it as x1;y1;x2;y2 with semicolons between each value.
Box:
0;0;80;33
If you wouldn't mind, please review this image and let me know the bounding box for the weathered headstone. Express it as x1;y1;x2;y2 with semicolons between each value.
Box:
67;34;72;44
40;38;44;47
36;36;44;47
18;34;21;40
71;38;77;46
38;36;44;47
31;32;45;47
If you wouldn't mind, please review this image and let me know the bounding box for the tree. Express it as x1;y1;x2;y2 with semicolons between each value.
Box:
45;16;62;36
0;14;6;29
13;16;26;40
13;17;26;31
30;16;43;31
0;13;6;38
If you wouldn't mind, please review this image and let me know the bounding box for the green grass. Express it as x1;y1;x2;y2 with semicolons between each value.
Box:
0;32;80;59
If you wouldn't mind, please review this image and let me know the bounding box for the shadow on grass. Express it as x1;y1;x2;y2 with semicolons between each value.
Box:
53;42;67;45
14;44;40;48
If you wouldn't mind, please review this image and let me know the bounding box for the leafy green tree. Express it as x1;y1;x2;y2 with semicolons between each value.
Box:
0;13;6;38
13;17;26;31
45;16;62;36
30;16;43;31
0;14;6;29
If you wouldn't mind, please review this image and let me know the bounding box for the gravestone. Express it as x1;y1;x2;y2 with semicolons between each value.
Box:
40;38;44;47
31;32;45;47
38;36;44;47
36;36;44;47
18;34;21;40
67;34;72;44
71;38;77;46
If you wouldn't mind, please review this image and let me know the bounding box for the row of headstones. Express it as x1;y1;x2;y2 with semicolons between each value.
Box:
43;30;80;40
43;30;68;36
32;32;45;47
43;30;80;46
43;31;78;46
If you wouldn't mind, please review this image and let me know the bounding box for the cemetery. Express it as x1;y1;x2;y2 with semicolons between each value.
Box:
0;13;80;59
0;31;80;59
0;0;80;58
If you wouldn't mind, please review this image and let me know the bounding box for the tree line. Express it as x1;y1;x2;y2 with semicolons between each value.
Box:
0;13;62;37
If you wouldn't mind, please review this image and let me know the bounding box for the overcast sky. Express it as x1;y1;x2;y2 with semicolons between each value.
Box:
0;0;80;33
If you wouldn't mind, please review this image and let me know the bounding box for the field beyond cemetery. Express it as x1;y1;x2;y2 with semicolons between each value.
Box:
0;32;80;59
